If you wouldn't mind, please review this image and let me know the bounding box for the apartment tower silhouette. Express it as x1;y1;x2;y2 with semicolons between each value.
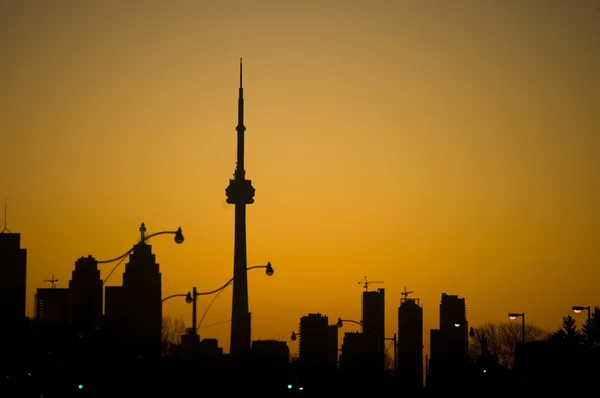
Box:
362;288;385;371
397;290;423;391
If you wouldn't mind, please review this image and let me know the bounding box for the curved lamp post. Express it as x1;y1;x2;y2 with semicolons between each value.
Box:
469;326;488;356
573;306;591;323
508;312;526;343
162;262;274;348
336;318;363;329
97;223;184;265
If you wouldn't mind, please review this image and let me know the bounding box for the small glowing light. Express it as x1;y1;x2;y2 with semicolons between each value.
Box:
78;384;83;390
509;316;517;320
287;384;292;389
483;369;487;373
454;323;460;328
573;309;582;314
299;387;304;390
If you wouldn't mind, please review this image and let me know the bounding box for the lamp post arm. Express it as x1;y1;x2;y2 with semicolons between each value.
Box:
191;264;267;297
97;229;181;264
196;278;235;296
246;264;268;272
341;319;363;327
162;293;188;303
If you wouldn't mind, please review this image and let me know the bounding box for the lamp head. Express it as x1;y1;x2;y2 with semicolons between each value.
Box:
469;327;475;337
508;313;520;320
185;292;192;304
454;323;460;328
290;331;297;341
265;262;274;276
572;306;584;313
174;227;184;244
336;318;343;328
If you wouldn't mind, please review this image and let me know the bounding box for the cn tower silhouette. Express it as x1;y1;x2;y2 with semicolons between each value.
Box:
225;58;255;357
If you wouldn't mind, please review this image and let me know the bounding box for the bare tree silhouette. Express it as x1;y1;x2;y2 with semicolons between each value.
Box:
469;322;551;368
161;315;186;357
384;346;394;373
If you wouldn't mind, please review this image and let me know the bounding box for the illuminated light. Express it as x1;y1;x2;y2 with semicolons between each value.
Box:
454;323;460;328
78;385;83;390
483;369;487;373
299;387;304;391
573;309;582;314
287;384;292;389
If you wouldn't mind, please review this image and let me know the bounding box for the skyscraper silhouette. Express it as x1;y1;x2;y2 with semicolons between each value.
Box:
362;288;385;370
226;59;255;357
68;255;103;330
397;292;423;391
0;231;27;324
121;223;163;358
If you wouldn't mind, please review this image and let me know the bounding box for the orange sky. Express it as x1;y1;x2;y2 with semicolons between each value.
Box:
1;1;598;355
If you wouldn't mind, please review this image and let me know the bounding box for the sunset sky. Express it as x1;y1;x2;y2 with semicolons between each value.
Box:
1;1;598;355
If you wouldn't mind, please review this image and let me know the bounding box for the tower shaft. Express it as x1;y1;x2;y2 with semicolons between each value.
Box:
226;58;255;356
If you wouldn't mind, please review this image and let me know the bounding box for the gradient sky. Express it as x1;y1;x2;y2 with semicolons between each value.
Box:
1;1;598;355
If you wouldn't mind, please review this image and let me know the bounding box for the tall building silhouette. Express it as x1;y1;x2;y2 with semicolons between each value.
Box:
0;231;27;323
427;293;468;391
226;59;256;356
121;223;163;358
68;255;103;329
439;293;468;362
298;313;329;369
35;287;69;325
327;324;339;370
397;291;423;391
362;288;385;370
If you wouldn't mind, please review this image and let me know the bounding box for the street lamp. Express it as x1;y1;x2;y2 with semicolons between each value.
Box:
97;224;184;265
162;262;274;347
336;318;363;329
469;327;488;356
573;306;591;323
508;312;525;343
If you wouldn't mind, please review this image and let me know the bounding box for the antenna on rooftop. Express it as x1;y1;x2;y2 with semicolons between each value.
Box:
1;198;10;233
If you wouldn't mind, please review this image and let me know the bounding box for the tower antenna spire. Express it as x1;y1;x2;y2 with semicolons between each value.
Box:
1;198;10;233
225;58;256;356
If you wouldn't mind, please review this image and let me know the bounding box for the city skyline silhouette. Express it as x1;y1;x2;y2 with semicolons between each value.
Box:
1;0;599;363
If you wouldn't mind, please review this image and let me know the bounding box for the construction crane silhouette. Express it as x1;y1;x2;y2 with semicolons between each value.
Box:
358;276;384;292
44;275;59;288
401;286;414;300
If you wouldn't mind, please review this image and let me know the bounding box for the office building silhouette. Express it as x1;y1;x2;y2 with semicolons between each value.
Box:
68;255;103;330
0;231;27;323
339;331;380;373
327;324;339;370
120;223;163;358
252;339;290;367
35;287;69;325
